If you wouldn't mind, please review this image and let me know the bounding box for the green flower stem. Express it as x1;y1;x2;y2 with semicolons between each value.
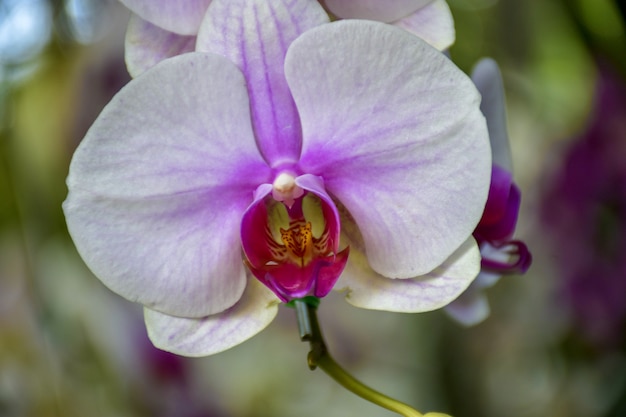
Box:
293;299;452;417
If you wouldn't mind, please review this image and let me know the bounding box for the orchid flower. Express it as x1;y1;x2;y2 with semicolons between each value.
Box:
444;58;532;326
543;67;626;347
121;0;454;78
320;0;455;50
64;0;491;356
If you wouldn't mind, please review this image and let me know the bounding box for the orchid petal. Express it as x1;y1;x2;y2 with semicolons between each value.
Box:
125;14;196;78
240;184;274;268
196;0;328;167
444;244;508;325
64;53;270;318
471;58;512;170
478;165;513;227
337;238;481;312
477;181;521;242
443;289;490;326
393;0;455;51
323;0;433;23
287;21;491;278
145;278;280;357
118;0;211;35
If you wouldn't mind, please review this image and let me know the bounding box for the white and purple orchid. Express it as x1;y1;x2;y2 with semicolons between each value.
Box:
121;0;454;78
321;0;455;50
445;58;532;326
64;0;491;356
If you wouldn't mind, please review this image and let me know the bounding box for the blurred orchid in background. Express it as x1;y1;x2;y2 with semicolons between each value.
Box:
543;66;626;348
444;58;532;326
63;0;490;356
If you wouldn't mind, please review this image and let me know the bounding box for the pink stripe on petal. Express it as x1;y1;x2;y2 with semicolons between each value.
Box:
196;0;329;166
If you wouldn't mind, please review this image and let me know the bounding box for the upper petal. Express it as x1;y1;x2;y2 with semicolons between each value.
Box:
118;0;211;35
287;21;491;278
393;0;455;51
323;0;432;23
64;53;271;318
337;238;481;312
471;58;512;170
125;14;196;78
145;278;280;356
196;0;329;167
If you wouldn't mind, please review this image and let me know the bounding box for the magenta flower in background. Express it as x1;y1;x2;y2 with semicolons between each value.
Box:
444;58;532;326
321;0;455;50
64;0;491;356
543;67;626;347
121;0;455;77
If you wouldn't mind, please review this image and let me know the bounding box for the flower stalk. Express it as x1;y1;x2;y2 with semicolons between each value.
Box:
293;299;452;417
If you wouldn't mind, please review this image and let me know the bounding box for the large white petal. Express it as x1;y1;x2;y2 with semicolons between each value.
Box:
145;278;280;357
287;21;491;279
337;238;481;312
64;53;270;318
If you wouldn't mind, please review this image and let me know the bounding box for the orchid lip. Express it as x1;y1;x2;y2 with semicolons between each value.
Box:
241;176;348;302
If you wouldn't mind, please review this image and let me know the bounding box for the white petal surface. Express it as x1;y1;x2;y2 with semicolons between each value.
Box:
394;0;455;51
145;278;280;357
64;53;270;318
288;21;491;278
125;14;196;78
119;0;211;35
324;0;432;22
196;0;328;166
337;238;481;312
471;58;512;170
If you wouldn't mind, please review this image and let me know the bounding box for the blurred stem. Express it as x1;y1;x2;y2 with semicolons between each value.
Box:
293;299;451;417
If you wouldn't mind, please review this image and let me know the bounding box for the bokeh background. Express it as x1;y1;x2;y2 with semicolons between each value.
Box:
1;0;625;416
